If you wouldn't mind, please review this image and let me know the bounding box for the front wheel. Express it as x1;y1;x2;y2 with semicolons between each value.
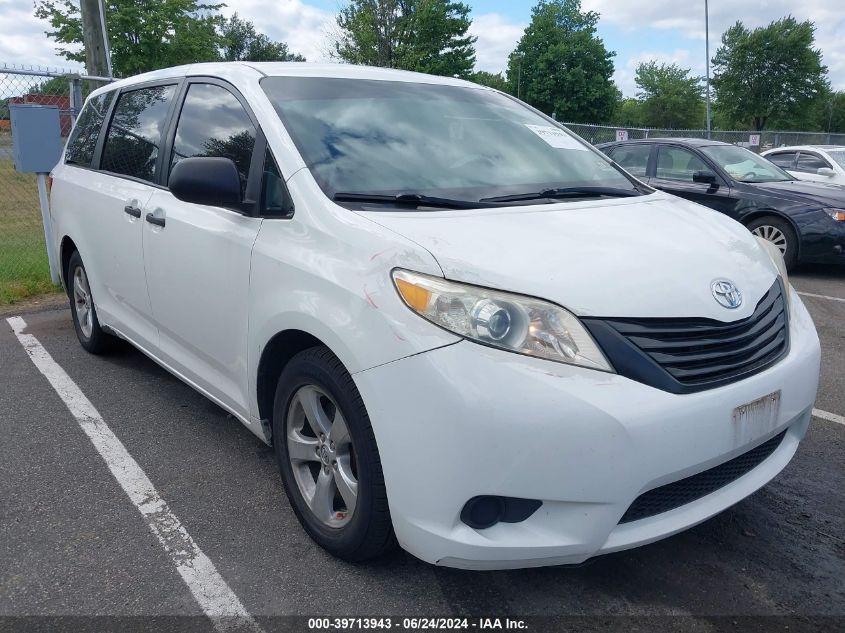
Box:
272;346;395;562
747;216;799;271
67;251;114;354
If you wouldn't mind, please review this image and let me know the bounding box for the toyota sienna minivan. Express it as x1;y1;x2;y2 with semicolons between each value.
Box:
51;63;821;569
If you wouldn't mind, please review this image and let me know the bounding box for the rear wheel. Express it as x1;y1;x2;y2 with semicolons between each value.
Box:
67;251;114;354
747;216;799;271
272;346;395;562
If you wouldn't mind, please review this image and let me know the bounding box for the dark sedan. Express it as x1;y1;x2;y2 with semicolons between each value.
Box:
597;138;845;269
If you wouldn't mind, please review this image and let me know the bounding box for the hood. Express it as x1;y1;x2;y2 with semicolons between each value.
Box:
358;192;778;321
747;179;845;208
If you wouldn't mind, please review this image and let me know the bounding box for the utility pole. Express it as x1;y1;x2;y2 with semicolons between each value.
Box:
515;51;525;100
79;0;112;78
705;0;711;139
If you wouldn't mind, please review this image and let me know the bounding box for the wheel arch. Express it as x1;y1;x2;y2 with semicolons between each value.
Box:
256;328;329;435
59;235;79;294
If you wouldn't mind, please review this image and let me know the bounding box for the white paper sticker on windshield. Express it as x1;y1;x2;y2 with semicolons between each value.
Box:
524;124;588;150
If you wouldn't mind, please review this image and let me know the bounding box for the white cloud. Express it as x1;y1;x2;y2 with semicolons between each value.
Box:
2;0;842;97
0;1;84;72
468;13;525;74
584;0;845;91
221;0;335;62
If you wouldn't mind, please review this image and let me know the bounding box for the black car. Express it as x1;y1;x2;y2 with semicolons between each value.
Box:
597;138;845;269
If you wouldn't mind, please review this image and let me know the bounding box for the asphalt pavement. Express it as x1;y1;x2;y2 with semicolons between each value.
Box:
1;266;843;632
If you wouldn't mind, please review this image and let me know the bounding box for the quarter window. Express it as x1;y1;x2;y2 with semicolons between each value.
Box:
169;83;256;197
261;149;292;216
655;146;710;182
610;145;651;177
795;152;830;172
766;152;797;169
100;84;177;182
65;91;113;167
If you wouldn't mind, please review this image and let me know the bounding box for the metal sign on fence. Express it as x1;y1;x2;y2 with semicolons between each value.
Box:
615;129;629;142
749;134;761;147
9;103;64;284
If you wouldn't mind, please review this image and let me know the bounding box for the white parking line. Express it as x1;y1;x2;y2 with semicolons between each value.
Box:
814;408;845;426
6;316;261;632
797;291;845;303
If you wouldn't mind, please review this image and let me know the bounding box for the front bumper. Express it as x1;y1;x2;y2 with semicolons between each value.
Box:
801;212;845;264
353;289;820;570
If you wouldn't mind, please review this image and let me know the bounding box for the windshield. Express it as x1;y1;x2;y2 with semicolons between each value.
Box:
827;150;845;170
700;145;793;183
260;77;643;206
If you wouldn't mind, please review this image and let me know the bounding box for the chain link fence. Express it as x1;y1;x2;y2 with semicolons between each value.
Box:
1;64;110;304
562;122;845;151
2;64;844;303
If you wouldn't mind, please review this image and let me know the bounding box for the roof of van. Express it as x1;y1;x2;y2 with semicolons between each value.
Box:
90;62;490;97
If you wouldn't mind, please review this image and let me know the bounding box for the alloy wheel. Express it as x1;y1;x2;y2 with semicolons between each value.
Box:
286;384;358;528
72;266;93;339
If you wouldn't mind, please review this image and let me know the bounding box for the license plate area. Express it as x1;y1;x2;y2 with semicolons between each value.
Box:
732;390;781;445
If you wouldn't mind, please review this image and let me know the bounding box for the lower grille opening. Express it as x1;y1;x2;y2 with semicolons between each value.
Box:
619;430;787;524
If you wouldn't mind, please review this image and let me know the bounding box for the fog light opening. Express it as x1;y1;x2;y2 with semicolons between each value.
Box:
461;496;505;529
460;496;542;530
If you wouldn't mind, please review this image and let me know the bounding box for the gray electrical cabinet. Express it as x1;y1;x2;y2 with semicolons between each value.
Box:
9;103;63;173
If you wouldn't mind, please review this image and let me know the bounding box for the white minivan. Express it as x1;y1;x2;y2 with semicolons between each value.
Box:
51;63;821;570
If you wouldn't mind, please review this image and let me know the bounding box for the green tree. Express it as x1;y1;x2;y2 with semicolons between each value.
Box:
506;0;616;123
819;92;845;134
467;71;510;92
219;13;305;62
711;16;828;131
334;0;477;78
613;97;642;127
35;0;223;77
32;76;71;96
634;61;704;128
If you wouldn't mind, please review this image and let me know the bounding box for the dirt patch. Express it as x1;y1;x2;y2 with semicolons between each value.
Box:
0;291;67;317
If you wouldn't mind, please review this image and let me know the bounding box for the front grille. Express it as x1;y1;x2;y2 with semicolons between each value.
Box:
619;430;786;524
582;280;788;394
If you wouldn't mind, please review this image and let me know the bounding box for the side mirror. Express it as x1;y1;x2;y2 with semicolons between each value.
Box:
817;167;836;178
692;170;718;185
169;157;242;209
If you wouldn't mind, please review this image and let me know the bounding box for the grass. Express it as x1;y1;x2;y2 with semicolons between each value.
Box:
0;157;62;304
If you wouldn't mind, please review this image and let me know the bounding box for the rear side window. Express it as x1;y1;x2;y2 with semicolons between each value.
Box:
65;92;113;167
169;83;256;197
796;152;830;172
766;151;797;169
610;145;651;177
100;84;177;183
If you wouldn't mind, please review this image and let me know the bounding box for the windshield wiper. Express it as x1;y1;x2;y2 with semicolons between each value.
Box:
480;186;642;203
333;192;499;210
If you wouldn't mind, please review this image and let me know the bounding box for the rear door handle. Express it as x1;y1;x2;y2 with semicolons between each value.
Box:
124;205;141;218
145;212;166;228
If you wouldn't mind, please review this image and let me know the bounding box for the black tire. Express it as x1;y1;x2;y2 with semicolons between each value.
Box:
66;251;114;354
272;346;395;562
746;215;799;271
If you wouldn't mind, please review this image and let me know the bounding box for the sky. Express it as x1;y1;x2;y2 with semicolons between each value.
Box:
1;0;844;97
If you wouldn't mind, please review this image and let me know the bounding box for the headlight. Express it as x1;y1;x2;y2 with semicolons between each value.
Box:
823;208;845;221
392;269;613;371
754;236;791;300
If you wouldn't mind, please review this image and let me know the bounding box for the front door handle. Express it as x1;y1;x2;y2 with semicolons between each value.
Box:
145;212;166;228
124;205;142;218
